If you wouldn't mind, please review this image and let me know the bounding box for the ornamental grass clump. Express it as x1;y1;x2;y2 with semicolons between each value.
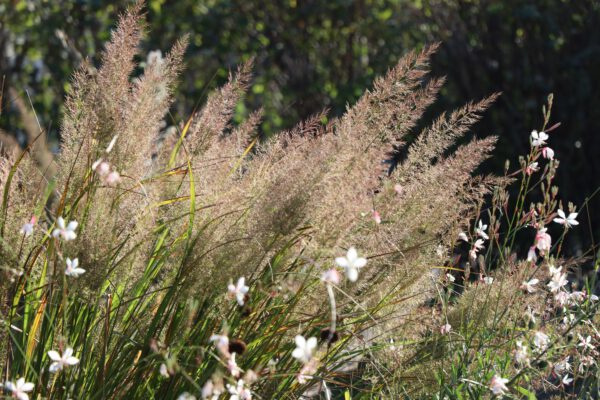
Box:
1;2;598;399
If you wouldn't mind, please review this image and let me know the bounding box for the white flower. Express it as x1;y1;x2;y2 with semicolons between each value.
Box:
105;171;121;186
542;147;554;160
228;277;249;306
458;231;469;242
526;246;537;262
533;331;550;351
534;228;551;254
335;247;367;282
554;357;571;376
521;278;539;293
489;375;509;395
92;159;110;176
65;258;85;277
292;335;317;364
177;392;197;400
562;313;576;327
20;216;36;237
201;380;215;399
578;334;594;352
548;264;561;276
440;323;451;335
561;375;573;386
3;378;34;400
372;210;381;224
48;347;79;372
52;217;78;241
547;270;568;293
209;334;230;358
321;268;341;285
201;379;223;400
445;273;455;283
554;291;569;307
483;276;494;285
553;209;578;228
525;162;539;175
227;379;251;400
530;130;548;147
569;291;586;304
469;239;485;259
514;341;529;365
159;363;169;377
476;220;489;240
227;353;243;378
297;359;318;384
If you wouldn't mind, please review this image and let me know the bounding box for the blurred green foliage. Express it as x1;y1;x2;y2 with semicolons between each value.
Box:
1;0;600;248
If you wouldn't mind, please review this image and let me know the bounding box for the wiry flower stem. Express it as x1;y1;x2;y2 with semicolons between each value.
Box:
326;283;336;345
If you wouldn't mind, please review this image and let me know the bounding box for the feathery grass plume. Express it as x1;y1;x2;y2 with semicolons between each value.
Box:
57;1;145;191
398;93;500;180
50;3;189;295
185;59;254;158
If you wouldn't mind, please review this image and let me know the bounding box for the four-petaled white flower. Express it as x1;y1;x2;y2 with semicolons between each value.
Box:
577;334;594;352
530;130;548;147
20;216;36;237
521;278;539;293
533;331;550;351
476;220;489;240
335;247;367;282
547;270;568;293
48;347;79;372
553;209;578;228
458;231;469;242
292;335;317;364
489;375;509;396
483;276;494;285
227;379;252;400
542;147;554;160
3;378;34;400
65;258;85;277
52;217;78;241
228;277;249;306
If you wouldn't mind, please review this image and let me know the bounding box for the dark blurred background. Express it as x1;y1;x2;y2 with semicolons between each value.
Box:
1;0;599;254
